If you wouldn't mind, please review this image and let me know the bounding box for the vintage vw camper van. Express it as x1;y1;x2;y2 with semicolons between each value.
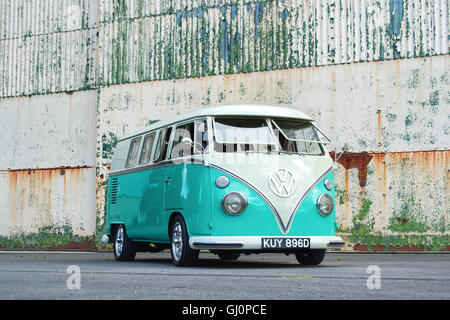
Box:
103;105;344;266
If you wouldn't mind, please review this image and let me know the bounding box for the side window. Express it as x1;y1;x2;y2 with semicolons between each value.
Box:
170;122;195;159
125;137;142;167
153;127;172;163
139;133;156;165
170;120;209;159
194;120;208;153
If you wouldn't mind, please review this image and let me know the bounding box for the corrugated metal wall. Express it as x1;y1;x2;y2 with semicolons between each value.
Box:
0;0;448;97
97;0;449;84
0;0;98;97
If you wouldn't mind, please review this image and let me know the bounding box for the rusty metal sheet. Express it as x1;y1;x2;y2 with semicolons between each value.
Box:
334;150;449;251
0;167;96;238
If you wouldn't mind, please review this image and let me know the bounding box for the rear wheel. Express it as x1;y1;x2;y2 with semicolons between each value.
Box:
217;252;240;261
295;249;326;265
170;216;199;267
113;225;136;261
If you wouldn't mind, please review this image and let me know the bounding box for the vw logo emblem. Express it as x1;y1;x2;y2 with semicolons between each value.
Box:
268;168;296;198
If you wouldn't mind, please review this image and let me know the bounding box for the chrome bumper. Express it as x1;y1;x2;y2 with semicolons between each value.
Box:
189;236;345;250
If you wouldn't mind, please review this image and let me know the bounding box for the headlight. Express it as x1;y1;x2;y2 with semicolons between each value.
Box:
221;192;247;215
324;178;333;191
317;193;334;216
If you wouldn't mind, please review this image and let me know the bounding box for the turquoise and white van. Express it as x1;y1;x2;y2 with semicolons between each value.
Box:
103;105;344;266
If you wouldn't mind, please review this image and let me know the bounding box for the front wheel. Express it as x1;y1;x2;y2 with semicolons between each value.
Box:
170;216;199;267
295;249;326;265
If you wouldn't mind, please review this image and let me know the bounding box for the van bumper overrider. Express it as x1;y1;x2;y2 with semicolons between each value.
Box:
189;236;345;250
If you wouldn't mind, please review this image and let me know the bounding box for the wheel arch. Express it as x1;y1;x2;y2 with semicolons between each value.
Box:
168;211;183;239
110;222;125;240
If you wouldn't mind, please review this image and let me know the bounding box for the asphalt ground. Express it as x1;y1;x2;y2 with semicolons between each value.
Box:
0;250;448;300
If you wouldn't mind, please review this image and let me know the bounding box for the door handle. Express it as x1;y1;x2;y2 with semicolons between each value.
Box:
164;178;172;183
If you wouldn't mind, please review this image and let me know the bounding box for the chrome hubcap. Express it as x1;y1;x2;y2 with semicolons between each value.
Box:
171;222;183;262
115;227;124;257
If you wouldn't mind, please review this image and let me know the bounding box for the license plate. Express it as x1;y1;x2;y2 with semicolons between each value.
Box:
261;237;310;249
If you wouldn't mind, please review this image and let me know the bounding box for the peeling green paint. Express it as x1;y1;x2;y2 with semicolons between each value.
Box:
102;132;119;160
1;0;448;98
429;90;439;106
386;113;397;122
407;69;420;88
404;114;415;127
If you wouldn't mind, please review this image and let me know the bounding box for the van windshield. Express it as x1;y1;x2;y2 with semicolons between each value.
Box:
213;117;329;155
213;118;277;153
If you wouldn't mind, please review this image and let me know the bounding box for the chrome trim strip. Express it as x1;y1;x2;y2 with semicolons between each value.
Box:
109;158;204;177
327;241;345;248
192;242;243;248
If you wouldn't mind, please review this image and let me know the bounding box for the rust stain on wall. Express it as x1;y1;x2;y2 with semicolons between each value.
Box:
330;152;374;187
6;167;91;230
376;150;448;176
8;170;18;226
372;153;388;214
376;109;382;148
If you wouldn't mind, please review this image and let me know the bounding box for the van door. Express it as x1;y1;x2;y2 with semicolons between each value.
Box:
164;122;196;211
164;120;212;236
141;127;172;241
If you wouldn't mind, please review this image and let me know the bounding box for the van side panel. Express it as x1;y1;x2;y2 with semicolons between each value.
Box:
108;166;168;241
108;170;149;239
164;163;212;237
107;162;212;242
107;176;123;234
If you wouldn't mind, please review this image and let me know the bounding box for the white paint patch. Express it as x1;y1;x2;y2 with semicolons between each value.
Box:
0;90;98;170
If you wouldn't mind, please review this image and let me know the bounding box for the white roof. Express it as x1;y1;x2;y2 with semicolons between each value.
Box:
120;104;313;141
